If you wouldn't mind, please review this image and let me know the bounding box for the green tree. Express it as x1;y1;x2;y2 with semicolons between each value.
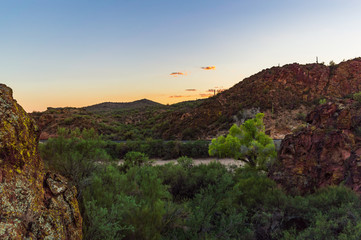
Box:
208;113;276;170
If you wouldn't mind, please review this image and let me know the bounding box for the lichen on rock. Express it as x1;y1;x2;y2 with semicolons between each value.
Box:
0;84;82;239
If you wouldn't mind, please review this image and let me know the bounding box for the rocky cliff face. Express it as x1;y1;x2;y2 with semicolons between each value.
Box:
0;84;82;239
270;99;361;194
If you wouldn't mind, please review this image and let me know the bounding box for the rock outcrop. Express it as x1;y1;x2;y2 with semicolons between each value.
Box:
0;84;82;239
270;99;361;194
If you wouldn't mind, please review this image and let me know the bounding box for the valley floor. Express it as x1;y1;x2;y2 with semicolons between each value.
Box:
152;158;244;167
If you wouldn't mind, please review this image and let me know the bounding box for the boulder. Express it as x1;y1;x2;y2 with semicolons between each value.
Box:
0;84;82;239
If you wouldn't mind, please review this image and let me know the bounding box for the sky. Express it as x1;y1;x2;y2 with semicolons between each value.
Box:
1;0;361;112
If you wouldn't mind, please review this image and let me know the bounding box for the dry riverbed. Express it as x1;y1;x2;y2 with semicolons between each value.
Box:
151;158;244;167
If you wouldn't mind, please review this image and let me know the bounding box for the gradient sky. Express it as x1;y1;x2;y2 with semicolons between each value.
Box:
1;0;361;112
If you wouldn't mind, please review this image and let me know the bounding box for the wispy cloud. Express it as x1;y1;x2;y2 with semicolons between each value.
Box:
201;66;216;70
170;72;186;77
185;89;197;92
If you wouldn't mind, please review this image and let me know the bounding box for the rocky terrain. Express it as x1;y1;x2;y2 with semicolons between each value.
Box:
0;84;82;239
270;99;361;194
31;58;361;140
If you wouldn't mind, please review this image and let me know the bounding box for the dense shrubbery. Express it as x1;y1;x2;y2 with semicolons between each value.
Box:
104;139;210;160
39;126;361;239
39;128;111;197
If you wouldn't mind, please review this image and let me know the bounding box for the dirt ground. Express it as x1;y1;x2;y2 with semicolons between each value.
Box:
151;158;245;167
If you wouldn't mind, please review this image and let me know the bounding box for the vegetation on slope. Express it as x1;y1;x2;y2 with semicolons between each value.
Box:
39;114;361;239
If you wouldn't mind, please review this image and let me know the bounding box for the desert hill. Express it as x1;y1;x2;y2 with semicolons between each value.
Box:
84;98;163;112
31;58;361;140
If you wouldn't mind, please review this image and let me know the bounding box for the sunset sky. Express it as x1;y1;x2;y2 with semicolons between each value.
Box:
1;0;361;112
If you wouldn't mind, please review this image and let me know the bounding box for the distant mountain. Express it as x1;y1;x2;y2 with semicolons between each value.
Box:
84;99;163;112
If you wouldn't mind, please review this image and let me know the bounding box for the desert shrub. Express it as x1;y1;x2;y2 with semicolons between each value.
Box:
84;193;136;240
296;112;306;121
182;127;201;140
177;173;251;239
179;140;209;158
177;156;193;169
39;128;111;197
278;186;361;239
353;92;361;103
121;151;152;171
156;161;232;202
319;98;327;104
233;170;287;211
155;163;190;202
63;117;74;125
102;140;209;160
163;141;181;159
83;165;171;240
145;139;165;158
102;140;119;159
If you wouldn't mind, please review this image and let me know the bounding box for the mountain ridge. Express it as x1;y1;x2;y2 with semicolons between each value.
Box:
31;57;361;140
83;98;163;112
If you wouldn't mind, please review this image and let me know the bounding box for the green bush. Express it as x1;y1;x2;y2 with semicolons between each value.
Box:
209;113;276;171
39;127;361;239
177;156;193;169
353;92;361;103
104;140;209;160
319;98;327;104
39;128;111;197
296;112;306;121
83;165;171;240
121;151;152;170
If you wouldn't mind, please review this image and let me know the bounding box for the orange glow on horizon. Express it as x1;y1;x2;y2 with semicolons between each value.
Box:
22;93;218;112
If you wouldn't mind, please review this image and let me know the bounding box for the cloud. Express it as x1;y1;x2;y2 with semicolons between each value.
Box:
201;66;216;70
207;89;215;92
170;72;186;76
185;89;197;92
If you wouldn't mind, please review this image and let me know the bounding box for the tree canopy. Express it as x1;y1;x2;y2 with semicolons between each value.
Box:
208;113;276;170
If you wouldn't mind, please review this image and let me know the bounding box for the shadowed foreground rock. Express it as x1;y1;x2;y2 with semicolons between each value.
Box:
270;100;361;194
0;84;82;239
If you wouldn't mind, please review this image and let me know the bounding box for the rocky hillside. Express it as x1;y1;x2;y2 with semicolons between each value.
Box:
270;99;361;194
160;58;361;139
32;58;361;140
0;84;82;239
